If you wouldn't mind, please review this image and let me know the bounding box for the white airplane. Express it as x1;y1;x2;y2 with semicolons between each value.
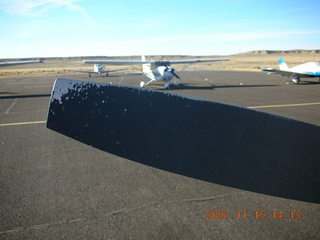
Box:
83;56;230;88
74;64;126;77
263;58;320;84
0;59;44;67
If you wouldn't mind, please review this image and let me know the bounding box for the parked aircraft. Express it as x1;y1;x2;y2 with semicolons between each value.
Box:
0;59;44;67
83;56;229;88
263;58;320;83
74;64;125;77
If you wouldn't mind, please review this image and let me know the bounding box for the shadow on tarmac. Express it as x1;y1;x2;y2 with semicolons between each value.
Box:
47;78;320;203
296;81;320;85
148;83;278;90
0;94;51;99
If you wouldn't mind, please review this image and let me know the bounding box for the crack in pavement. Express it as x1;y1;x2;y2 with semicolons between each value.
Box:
0;192;237;235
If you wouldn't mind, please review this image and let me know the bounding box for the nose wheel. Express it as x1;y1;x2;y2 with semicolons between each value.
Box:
164;82;170;89
173;79;181;86
292;77;300;84
140;81;145;87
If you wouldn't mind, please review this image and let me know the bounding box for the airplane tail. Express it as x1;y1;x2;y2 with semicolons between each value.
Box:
279;58;288;70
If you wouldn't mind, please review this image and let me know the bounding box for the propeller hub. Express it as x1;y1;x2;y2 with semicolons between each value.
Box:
166;66;174;72
165;66;180;79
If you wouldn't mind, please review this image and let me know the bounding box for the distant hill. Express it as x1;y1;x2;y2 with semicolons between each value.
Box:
236;49;320;55
0;55;218;61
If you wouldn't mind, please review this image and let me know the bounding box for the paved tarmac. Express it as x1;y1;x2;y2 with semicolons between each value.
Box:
0;71;319;239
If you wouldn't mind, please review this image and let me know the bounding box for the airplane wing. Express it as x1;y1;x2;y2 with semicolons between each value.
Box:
73;70;97;73
73;68;126;74
83;58;230;66
0;59;43;67
163;58;230;64
100;68;127;73
262;68;318;78
125;72;144;75
83;60;154;65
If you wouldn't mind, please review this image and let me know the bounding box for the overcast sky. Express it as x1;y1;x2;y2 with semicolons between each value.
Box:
0;0;319;58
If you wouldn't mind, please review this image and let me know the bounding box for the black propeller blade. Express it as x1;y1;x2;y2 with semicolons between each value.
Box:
165;66;180;79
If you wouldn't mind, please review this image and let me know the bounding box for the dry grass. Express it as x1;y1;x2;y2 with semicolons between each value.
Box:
0;53;319;78
222;54;320;71
0;68;67;77
184;54;320;71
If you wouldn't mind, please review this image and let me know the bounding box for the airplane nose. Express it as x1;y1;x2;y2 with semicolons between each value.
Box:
165;66;180;79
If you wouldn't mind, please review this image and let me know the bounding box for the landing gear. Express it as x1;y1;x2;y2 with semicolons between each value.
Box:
140;81;146;87
173;79;181;86
140;79;156;88
292;77;300;84
164;82;170;89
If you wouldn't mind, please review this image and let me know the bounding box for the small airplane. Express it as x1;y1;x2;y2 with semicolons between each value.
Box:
0;59;44;67
83;56;230;88
263;58;320;84
74;64;126;77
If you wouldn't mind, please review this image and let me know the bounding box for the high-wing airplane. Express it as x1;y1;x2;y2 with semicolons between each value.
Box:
74;64;125;77
263;58;320;84
0;59;44;67
83;56;230;88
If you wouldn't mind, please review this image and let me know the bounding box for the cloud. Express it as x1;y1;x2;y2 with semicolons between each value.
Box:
50;30;318;56
209;31;320;41
273;8;306;16
218;20;289;28
0;0;90;19
102;30;320;45
0;0;96;28
2;27;320;57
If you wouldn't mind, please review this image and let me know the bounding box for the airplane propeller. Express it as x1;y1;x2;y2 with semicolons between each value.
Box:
165;66;180;79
